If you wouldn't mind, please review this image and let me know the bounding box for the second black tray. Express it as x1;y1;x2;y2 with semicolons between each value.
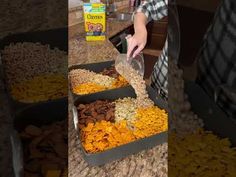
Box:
11;98;68;177
185;81;236;146
0;28;68;111
14;98;68;131
72;86;168;166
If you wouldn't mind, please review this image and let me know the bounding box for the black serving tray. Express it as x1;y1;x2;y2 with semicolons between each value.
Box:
0;28;68;51
0;28;68;111
11;98;67;177
69;60;114;73
69;60;130;98
185;81;236;146
72;86;168;166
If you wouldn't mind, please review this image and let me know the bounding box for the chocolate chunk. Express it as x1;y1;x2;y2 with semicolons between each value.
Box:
86;118;94;124
97;114;105;121
77;100;115;127
79;123;85;129
91;111;98;117
84;110;91;116
79;118;85;124
105;112;112;121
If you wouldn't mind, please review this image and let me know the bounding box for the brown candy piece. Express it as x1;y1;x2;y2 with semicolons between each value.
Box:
97;114;105;121
77;104;86;110
79;123;85;129
78;100;116;128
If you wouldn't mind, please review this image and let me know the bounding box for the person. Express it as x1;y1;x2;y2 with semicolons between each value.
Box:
126;0;168;100
196;0;236;118
128;0;236;118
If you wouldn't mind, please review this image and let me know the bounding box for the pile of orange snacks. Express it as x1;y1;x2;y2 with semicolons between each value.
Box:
169;129;236;177
73;82;107;95
10;74;67;103
79;99;168;153
73;75;128;95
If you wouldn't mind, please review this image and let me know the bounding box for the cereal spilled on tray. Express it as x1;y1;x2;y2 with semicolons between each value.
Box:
69;66;129;95
115;60;154;108
77;61;168;153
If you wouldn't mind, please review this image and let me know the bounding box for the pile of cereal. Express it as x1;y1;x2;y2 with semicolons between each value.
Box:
69;66;129;95
115;62;154;108
10;74;67;103
70;69;115;87
114;97;137;124
1;42;67;103
1;42;67;86
168;59;203;136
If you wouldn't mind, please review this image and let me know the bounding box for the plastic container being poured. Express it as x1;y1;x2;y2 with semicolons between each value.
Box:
115;53;145;77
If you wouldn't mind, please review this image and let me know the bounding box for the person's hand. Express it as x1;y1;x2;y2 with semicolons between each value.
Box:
126;27;147;59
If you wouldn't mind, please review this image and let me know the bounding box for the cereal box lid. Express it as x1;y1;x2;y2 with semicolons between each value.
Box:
83;3;105;13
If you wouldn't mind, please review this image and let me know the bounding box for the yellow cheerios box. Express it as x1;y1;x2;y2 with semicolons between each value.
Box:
83;3;106;41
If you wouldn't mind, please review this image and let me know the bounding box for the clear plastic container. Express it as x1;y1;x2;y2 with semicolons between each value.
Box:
115;53;145;77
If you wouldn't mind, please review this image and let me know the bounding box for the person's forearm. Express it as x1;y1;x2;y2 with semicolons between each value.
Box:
134;12;148;34
126;12;148;58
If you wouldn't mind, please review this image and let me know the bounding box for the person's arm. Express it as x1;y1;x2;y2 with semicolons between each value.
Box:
127;0;168;58
127;12;147;59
